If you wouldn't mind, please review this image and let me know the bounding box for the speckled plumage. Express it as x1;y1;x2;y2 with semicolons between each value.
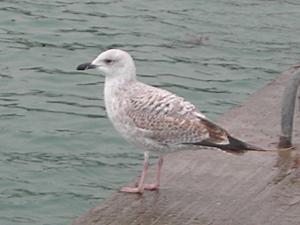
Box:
105;79;229;153
77;49;264;193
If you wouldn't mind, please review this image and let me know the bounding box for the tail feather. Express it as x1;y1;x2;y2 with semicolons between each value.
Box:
197;135;266;154
221;135;266;153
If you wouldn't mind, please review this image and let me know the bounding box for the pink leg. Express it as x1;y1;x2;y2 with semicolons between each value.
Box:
120;151;149;194
144;156;163;191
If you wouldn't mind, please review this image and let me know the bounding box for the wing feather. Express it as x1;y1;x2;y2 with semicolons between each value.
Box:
124;83;230;147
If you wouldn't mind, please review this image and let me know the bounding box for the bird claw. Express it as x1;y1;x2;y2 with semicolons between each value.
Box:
120;183;159;193
120;186;144;194
144;183;159;191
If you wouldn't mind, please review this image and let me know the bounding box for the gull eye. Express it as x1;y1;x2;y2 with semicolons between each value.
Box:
104;59;113;64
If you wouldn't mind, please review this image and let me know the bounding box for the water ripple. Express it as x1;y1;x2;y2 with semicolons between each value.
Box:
0;90;102;101
46;100;102;109
0;103;104;118
2;37;96;50
1;152;142;169
156;73;232;83
0;6;46;19
158;83;231;94
0;113;24;118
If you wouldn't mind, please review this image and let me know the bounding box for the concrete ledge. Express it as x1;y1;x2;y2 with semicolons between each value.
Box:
71;64;300;225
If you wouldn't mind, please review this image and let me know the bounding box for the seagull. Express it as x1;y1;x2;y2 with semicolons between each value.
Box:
77;49;265;194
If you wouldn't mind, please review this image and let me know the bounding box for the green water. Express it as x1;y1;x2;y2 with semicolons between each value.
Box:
0;0;300;224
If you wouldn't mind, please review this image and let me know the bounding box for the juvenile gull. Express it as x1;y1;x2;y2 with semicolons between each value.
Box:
77;49;265;194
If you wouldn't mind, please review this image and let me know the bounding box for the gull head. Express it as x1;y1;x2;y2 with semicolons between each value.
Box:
77;49;136;80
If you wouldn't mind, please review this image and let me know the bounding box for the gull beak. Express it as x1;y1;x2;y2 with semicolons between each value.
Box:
76;62;97;70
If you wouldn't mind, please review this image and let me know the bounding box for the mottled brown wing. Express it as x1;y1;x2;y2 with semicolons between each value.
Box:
127;111;209;145
125;83;229;146
199;118;229;145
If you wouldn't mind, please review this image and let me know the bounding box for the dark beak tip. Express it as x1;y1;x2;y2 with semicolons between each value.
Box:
77;62;97;71
77;63;90;70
